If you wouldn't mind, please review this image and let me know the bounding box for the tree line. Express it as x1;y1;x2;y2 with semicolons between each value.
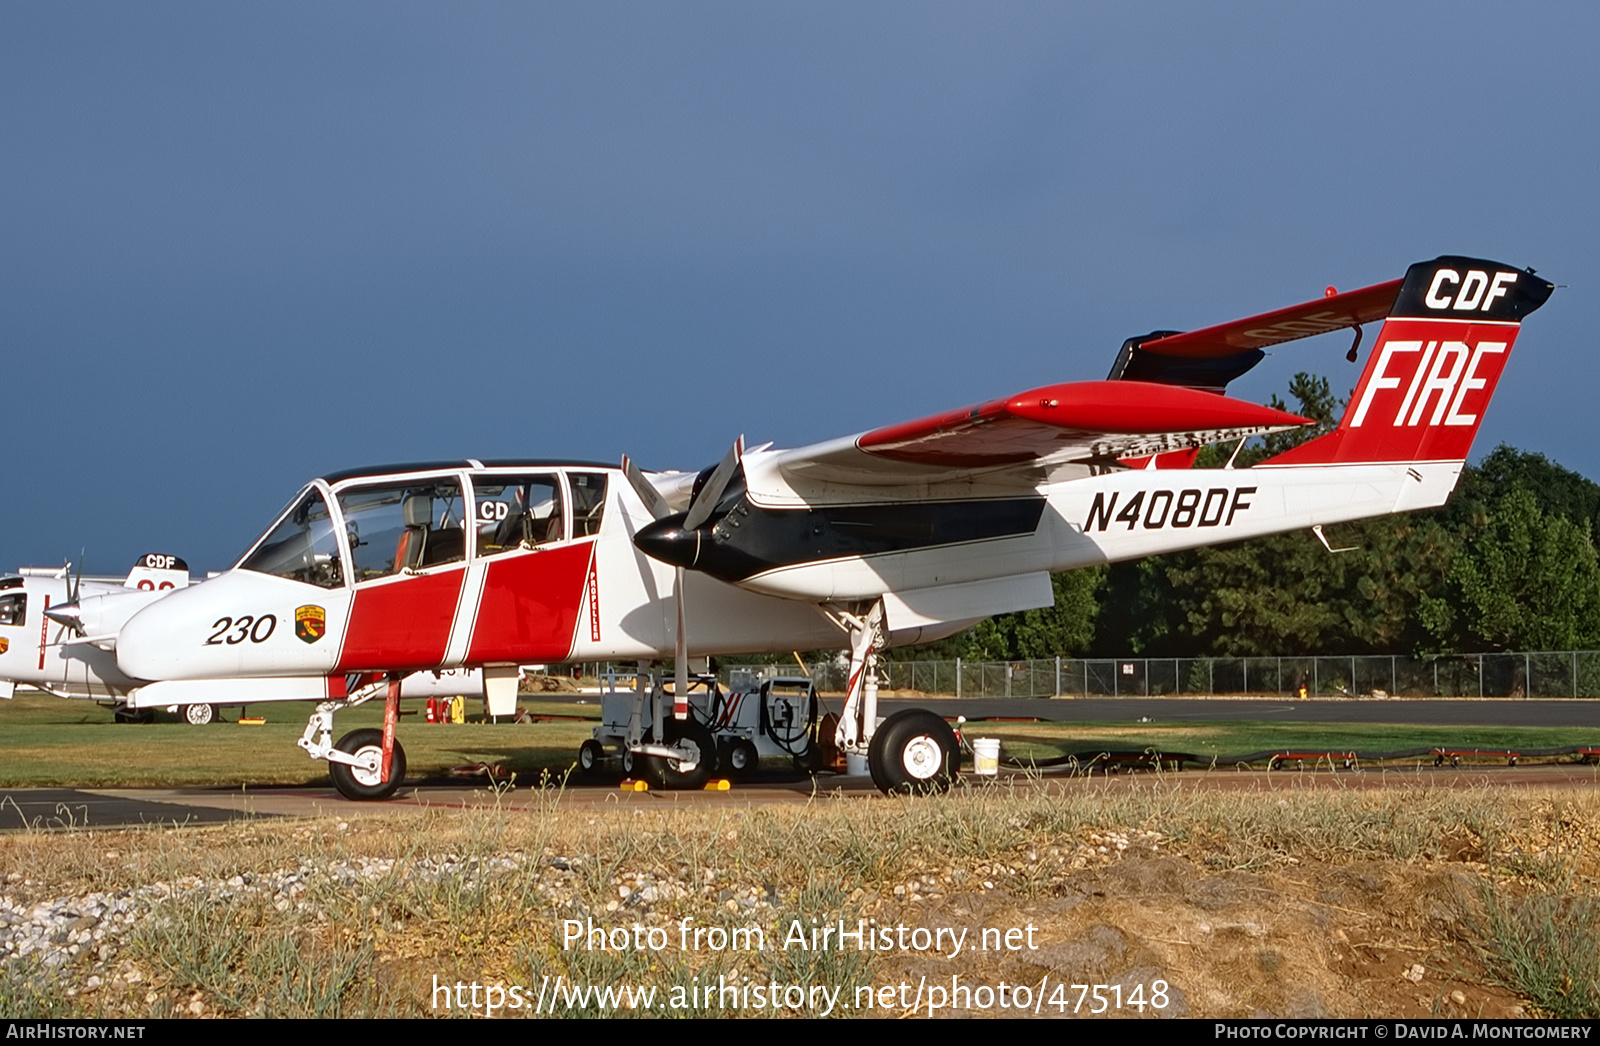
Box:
908;374;1600;661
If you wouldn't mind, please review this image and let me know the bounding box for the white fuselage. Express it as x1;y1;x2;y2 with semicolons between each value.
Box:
111;456;1459;712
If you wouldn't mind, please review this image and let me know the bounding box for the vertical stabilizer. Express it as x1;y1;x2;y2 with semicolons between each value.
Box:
1259;256;1553;467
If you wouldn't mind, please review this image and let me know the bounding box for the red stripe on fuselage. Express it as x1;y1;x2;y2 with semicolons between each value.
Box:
466;542;594;664
335;568;466;673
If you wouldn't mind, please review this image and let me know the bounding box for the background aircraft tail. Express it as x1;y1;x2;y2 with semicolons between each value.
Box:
1260;256;1553;468
123;553;190;591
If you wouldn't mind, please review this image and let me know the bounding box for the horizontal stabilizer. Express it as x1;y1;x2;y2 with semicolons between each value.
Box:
1139;280;1404;357
1109;279;1403;393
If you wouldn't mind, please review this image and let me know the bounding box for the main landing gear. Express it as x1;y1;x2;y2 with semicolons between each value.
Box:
868;709;961;794
826;599;962;795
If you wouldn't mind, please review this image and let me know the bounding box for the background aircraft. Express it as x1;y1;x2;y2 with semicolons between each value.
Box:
51;255;1550;798
0;554;193;721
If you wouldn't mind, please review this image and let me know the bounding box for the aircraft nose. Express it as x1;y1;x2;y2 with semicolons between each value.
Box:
634;517;701;569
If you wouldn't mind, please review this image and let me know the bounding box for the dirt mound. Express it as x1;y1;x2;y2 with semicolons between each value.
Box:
867;854;1526;1018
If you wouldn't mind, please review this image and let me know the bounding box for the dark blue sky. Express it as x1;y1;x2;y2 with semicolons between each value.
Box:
4;3;1596;573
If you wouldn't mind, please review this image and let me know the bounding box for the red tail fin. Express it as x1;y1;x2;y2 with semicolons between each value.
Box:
1261;256;1553;467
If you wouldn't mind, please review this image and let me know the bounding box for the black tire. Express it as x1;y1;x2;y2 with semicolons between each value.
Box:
578;740;605;775
867;709;959;795
113;705;154;725
722;739;759;780
184;703;216;726
641;718;717;790
792;742;826;775
328;729;406;801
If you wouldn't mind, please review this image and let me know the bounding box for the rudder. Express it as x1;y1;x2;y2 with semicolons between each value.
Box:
1260;256;1553;467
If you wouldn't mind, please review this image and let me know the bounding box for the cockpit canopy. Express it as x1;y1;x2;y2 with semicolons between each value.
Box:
238;464;609;589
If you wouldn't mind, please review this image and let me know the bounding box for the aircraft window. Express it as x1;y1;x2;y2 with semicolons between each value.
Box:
239;490;345;589
569;472;608;537
474;475;564;556
0;593;24;628
339;479;467;581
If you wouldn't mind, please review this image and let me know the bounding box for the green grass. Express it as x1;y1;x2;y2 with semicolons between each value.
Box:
1469;883;1600;1018
973;720;1600;765
2;691;1598;789
0;692;599;788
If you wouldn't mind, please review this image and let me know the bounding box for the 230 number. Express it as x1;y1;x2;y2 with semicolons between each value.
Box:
204;615;277;646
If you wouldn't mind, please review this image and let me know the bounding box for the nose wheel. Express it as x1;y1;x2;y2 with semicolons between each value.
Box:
298;678;408;802
327;728;408;801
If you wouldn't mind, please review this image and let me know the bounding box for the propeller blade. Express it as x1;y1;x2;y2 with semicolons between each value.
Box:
620;456;672;522
674;566;688;720
683;436;744;532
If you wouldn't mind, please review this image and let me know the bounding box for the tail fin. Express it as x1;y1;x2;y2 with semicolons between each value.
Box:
124;553;190;591
1260;256;1553;467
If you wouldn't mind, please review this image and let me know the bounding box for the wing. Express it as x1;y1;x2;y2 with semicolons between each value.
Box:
853;380;1307;467
745;380;1308;505
742;277;1412;505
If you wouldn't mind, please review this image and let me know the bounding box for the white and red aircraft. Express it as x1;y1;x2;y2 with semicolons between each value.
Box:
66;255;1550;798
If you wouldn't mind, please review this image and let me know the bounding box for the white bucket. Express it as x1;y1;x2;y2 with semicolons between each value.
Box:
971;737;1001;776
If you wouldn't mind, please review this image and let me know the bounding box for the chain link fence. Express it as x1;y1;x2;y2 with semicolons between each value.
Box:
708;651;1600;699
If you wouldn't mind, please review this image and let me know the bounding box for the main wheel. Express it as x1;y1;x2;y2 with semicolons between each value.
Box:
328;728;406;801
641;718;718;790
722;738;759;780
867;710;960;795
184;703;216;726
578;739;605;775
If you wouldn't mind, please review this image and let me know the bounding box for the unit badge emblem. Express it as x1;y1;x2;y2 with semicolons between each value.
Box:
295;605;326;644
0;638;8;654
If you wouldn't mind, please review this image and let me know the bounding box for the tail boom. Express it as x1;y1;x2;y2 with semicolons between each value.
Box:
1052;458;1462;571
